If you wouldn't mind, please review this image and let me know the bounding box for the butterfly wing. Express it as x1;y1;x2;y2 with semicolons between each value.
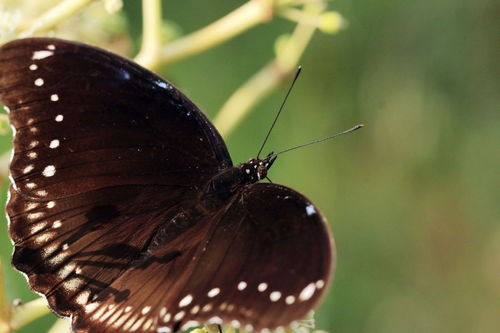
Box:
70;183;333;332
1;38;231;199
176;183;334;330
1;38;231;320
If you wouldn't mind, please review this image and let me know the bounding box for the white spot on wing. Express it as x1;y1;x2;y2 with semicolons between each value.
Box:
207;287;220;297
23;165;34;174
58;262;76;279
119;68;130;80
30;221;47;234
258;282;268;292
306;204;316;216
63;277;82;291
26;182;37;189
32;50;54;60
29;64;38;70
42;165;56;177
299;283;316;301
47;44;56;50
26;202;39;210
50;94;59;101
28;212;44;220
29;140;39;149
49;139;60;148
316;279;325;289
52;220;62;228
174;311;185;321
143;318;154;330
47;201;55;208
270;291;282;302
181;321;200;330
159;307;167;317
141;306;151;314
285;295;296;304
237;281;247;290
178;294;193;307
55;114;63;122
84;302;99;313
34;78;44;86
208;316;222;324
155;80;168;89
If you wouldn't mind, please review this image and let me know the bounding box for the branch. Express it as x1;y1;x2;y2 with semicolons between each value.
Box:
0;261;11;333
134;0;163;69
48;318;71;333
159;0;276;66
213;1;343;137
17;0;93;38
8;298;50;331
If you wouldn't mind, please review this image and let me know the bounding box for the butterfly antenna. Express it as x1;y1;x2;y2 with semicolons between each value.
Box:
256;66;302;158
269;124;364;158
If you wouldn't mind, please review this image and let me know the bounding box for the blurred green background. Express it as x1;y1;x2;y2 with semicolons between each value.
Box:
0;0;498;332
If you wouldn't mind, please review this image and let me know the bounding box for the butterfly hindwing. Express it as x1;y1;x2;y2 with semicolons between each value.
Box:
69;183;332;332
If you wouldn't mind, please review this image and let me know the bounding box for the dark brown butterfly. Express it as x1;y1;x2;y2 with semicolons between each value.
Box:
0;38;333;333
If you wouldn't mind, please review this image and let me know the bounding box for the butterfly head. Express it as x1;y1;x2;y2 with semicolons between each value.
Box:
239;153;277;183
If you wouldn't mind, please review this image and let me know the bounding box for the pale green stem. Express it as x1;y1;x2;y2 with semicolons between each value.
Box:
17;0;94;38
213;1;326;137
0;150;9;181
159;0;276;66
48;318;71;333
9;297;50;330
279;7;322;26
134;0;163;69
0;114;8;135
0;261;11;333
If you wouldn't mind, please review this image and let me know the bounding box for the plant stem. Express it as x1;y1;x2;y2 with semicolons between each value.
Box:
48;318;71;333
0;261;11;333
159;0;275;66
134;0;163;69
18;0;93;38
213;1;327;137
9;297;50;331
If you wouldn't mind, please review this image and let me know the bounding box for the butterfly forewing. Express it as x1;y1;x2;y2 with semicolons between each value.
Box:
0;38;231;199
0;38;231;324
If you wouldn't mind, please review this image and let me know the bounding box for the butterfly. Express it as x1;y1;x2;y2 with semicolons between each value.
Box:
0;38;333;333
